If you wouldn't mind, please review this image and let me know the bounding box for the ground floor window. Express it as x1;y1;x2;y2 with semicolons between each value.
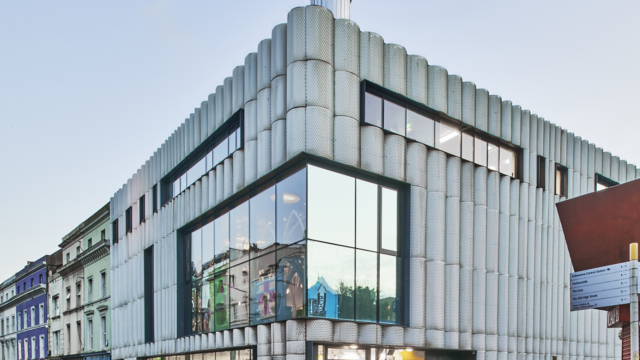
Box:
314;344;474;360
142;348;252;360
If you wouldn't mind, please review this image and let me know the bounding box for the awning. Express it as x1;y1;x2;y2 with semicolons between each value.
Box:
556;178;640;272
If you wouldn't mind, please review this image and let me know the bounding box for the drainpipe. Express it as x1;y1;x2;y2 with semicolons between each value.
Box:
310;0;351;19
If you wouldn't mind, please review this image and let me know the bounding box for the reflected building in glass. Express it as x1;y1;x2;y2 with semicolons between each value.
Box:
108;3;636;360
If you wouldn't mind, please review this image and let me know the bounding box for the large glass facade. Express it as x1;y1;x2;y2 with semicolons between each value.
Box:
142;349;251;360
181;163;404;335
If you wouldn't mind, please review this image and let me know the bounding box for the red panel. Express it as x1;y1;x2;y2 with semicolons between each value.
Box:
556;179;640;272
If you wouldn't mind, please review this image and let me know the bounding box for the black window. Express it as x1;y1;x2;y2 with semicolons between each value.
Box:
100;229;106;241
112;219;119;244
139;195;146;224
125;207;132;233
596;173;619;192
144;246;154;343
152;184;158;213
39;275;42;284
87;238;92;248
537;155;546;190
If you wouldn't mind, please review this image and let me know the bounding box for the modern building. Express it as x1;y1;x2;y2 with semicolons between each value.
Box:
107;2;640;360
12;254;62;360
49;204;111;360
0;275;17;360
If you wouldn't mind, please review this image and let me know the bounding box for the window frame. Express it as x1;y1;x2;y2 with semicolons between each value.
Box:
125;207;132;233
111;219;119;244
595;173;619;191
139;194;146;224
537;155;546;190
555;164;569;197
360;80;522;180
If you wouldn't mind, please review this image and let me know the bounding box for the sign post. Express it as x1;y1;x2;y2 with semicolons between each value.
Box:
570;262;631;311
631;243;638;360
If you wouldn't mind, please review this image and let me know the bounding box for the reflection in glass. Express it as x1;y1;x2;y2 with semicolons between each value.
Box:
436;122;461;156
488;144;499;171
307;241;354;320
187;157;207;189
214;138;229;166
212;268;229;331
201;279;211;332
356;250;377;322
381;188;398;252
192;354;203;360
214;213;230;270
204;354;215;360
356;180;378;252
276;168;307;246
234;350;251;360
236;130;242;152
364;92;382;127
555;168;562;196
500;147;516;177
379;254;398;324
229;263;249;327
406;110;435;147
250;186;276;258
191;282;202;333
230;202;249;266
308;165;355;247
475;138;488;167
250;253;276;324
383;100;406;136
228;131;236;154
461;133;474;162
276;241;306;320
202;223;214;276
217;352;230;360
207;151;214;171
327;348;366;360
191;229;202;280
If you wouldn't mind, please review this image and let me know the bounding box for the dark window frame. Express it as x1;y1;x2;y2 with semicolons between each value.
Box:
144;246;154;343
537;155;546;190
152;184;158;214
161;110;244;206
139;195;146;224
111;219;119;244
125;207;132;234
595;173;619;191
555;164;569;197
360;80;523;180
176;153;410;337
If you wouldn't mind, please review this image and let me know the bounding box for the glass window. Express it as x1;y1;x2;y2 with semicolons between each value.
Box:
207;151;214;171
250;185;276;258
461;133;474;162
500;147;516;177
217;352;229;360
307;241;354;320
406;110;435;147
214;213;230;271
187;157;207;188
555;167;562;196
180;174;187;192
488;144;499;171
191;229;202;280
381;188;398;252
379;254;399;324
356;180;378;252
204;353;215;360
202;223;214;277
236;130;242;151
436;122;461;156
355;250;377;322
201;278;212;332
383;100;406;136
229;202;249;266
229;263;249;327
228;131;236;155
276;241;306;320
364;92;382;127
212;268;229;331
249;253;276;325
308;165;355;247
191;280;202;333
214;138;229;166
234;349;251;360
276;168;307;246
474;138;488;167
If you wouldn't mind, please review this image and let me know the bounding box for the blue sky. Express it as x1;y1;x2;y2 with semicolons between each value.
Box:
0;0;638;281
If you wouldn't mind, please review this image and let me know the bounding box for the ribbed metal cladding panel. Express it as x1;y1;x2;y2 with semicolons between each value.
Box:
428;65;448;113
488;95;502;138
335;70;360;119
427;260;446;330
360;125;384;174
384;43;407;95
603;151;611;177
476;89;489;132
448;75;463;120
486;271;499;338
258;39;272;91
305;6;334;65
406;142;427;188
473;269;487;333
333;322;358;343
620;159;628;183
334;19;360;75
359;32;384;84
555;126;563;163
536;116;544;157
409;257;426;328
287;61;305;111
542;120;550;159
272;23;287;79
257;130;272;178
384;134;406;181
201;102;209;144
445;264;460;332
215;164;224;205
446;159;461;265
460;201;474;269
271;119;287;169
629;164;637;181
286;107;306;160
521;110;530;151
245;100;258;142
529;114;538;158
208;169;216;208
307;60;334;110
462;81;476;126
233;66;245;113
566;132;575;170
245;53;258;102
573;135;582;173
272;75;287;122
306;319;333;342
410;185;427;258
460;266;474;333
305;106;334;159
257;88;272;133
233;150;245;193
405;327;426;347
501;101;512;142
548;123;556;162
486;209;499;273
427;191;446;262
224;77;233;120
215;85;225;129
406;55;428;104
508;275;518;336
474;218;488;271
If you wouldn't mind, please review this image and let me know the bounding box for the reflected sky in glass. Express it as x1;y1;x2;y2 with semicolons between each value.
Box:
277;168;307;246
379;254;397;324
356;250;377;322
214;213;229;270
383;100;406;136
230;202;249;266
381;188;397;252
356;179;377;252
250;186;276;257
406;109;434;147
364;92;382;127
307;241;354;320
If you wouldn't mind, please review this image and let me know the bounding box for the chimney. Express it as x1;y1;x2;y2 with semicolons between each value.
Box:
310;0;351;19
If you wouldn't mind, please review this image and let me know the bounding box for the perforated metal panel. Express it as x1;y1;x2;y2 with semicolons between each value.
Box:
333;322;358;343
223;77;233;120
286;341;305;354
426;329;445;348
271;119;287;169
360;125;384;174
286;107;306;160
501;101;512;142
427;149;447;193
258;39;272;91
359;32;384;84
427;260;446;330
333;116;360;167
233;329;245;347
488;95;502;138
244;140;258;185
271;75;287;122
335;70;360;119
445;264;461;332
334;19;360;75
305;106;334;159
306;60;334;110
245;53;258;102
404;327;426;347
233;150;245;193
448;75;462;120
257;88;272;133
383;134;407;181
427;191;446;262
409;256;426;328
305;6;334;64
258;324;271;344
306;320;333;342
475;89;489;132
287;7;305;66
382;326;405;346
428;65;448;113
384;43;407;95
272;24;287;79
245;99;258;142
406;55;428;104
358;324;381;344
461;81;476;126
233;66;245;112
287;61;305;111
286;320;305;341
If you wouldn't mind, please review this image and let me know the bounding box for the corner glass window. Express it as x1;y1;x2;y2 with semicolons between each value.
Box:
406;110;435;147
436;122;461;157
250;185;276;258
276;168;307;246
383;100;406;136
364;93;382;127
229;263;249;327
276;241;306;320
229;202;249;266
355;250;378;322
249;252;276;325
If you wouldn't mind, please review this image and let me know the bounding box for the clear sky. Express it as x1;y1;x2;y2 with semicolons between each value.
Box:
0;0;638;282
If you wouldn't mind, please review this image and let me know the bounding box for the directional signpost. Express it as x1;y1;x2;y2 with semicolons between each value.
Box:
570;261;632;311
